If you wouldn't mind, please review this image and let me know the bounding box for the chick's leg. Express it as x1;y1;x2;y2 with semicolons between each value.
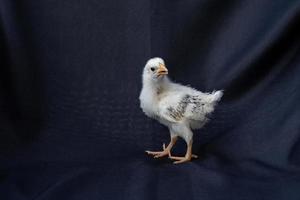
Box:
146;136;178;158
169;140;198;164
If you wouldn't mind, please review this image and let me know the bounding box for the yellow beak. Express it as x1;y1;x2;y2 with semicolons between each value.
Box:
157;63;168;75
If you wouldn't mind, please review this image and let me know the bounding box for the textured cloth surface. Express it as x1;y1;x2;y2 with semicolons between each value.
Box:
1;0;300;199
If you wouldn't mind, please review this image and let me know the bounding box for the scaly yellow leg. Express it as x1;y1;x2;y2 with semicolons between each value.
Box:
145;137;178;158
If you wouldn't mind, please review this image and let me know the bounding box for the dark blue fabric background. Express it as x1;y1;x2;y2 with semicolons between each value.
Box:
1;0;300;199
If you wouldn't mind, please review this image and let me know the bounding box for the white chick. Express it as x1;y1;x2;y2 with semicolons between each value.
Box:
139;57;223;164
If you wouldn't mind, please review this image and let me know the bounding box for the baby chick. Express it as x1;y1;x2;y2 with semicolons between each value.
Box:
139;58;223;164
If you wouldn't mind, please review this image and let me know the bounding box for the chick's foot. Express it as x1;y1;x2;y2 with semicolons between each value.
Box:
145;143;170;158
169;154;198;164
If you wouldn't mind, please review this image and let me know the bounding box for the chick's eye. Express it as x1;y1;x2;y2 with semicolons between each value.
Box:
150;67;155;72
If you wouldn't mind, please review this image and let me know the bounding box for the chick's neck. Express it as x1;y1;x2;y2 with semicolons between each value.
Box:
147;75;170;91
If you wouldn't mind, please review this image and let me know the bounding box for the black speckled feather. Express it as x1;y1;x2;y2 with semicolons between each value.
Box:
167;94;204;121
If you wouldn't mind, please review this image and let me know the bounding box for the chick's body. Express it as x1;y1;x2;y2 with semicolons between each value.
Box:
140;58;223;164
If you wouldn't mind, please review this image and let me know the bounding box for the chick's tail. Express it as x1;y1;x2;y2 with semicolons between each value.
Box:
207;90;224;104
213;90;224;101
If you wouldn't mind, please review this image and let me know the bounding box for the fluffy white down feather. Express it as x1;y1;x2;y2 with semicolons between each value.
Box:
139;57;223;145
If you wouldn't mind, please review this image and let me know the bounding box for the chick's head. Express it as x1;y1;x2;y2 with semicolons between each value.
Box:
143;57;168;82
